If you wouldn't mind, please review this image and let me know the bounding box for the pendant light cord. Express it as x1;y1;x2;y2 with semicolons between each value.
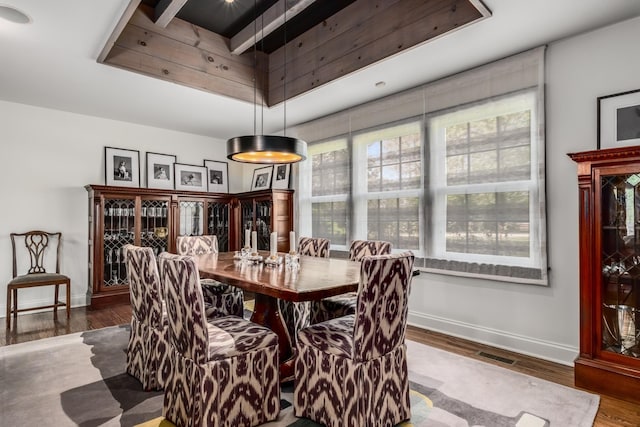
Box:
283;4;287;137
252;0;257;136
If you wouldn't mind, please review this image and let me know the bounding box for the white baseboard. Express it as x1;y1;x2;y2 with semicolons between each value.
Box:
0;294;88;319
407;310;578;366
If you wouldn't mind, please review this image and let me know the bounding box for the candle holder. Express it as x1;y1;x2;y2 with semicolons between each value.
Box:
285;251;299;269
241;246;252;259
246;253;263;264
264;254;283;266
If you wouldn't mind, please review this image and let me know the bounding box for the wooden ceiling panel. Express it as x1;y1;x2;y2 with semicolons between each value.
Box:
268;0;487;104
98;0;490;106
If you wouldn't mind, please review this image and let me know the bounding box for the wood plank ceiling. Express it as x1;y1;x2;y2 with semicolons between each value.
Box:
99;0;491;106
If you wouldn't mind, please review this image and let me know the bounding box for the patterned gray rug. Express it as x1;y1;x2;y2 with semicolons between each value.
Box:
0;325;599;427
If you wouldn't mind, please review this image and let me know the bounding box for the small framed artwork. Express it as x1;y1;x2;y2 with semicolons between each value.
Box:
251;166;273;191
146;152;176;189
174;163;208;192
598;88;640;149
272;164;291;189
105;147;140;187
203;159;229;193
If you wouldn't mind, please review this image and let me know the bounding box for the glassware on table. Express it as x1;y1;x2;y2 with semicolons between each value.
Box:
285;251;299;269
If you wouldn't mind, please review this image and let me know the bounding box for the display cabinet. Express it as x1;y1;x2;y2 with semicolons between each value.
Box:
86;185;234;308
235;189;294;252
569;146;640;404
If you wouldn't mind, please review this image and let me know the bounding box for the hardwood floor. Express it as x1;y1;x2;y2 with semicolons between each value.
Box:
2;305;640;426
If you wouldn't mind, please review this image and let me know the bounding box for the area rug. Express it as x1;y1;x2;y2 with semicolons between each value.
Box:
0;325;599;427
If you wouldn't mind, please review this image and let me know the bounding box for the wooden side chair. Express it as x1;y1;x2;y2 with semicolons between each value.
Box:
312;239;392;323
176;235;244;318
294;251;415;427
6;231;71;329
122;244;170;391
158;252;280;427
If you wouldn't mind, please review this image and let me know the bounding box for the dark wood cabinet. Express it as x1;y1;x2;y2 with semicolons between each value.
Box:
86;186;294;308
569;147;640;404
233;189;294;253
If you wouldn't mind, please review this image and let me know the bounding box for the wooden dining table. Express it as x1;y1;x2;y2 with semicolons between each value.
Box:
195;251;361;381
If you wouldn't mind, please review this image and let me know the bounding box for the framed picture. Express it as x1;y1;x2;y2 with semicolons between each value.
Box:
598;88;640;149
251;166;273;191
174;163;208;192
146;152;176;189
203;159;229;193
271;164;291;189
105;147;140;187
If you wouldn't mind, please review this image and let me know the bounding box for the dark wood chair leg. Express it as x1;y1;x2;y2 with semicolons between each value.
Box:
5;286;11;329
66;280;71;318
54;284;59;315
12;288;18;318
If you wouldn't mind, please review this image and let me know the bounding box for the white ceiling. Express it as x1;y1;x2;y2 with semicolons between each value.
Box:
1;0;640;140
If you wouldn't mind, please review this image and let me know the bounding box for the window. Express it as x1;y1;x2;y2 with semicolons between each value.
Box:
429;91;541;269
294;47;547;284
298;138;350;248
352;122;423;251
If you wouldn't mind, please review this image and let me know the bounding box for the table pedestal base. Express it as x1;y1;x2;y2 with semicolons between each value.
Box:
250;293;295;382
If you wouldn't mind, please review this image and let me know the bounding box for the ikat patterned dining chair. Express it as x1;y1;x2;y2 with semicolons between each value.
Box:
279;237;331;348
294;251;415;427
176;235;244;318
158;252;280;427
122;244;170;391
312;239;392;323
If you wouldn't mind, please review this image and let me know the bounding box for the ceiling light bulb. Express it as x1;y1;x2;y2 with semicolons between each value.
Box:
224;0;234;3
0;5;31;24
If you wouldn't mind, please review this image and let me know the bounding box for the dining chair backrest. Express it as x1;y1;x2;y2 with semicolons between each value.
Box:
158;252;209;365
11;230;63;277
348;239;392;262
123;244;163;328
298;237;330;258
353;251;414;362
176;235;218;256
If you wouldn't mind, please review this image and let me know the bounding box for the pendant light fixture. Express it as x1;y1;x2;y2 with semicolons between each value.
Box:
227;1;307;164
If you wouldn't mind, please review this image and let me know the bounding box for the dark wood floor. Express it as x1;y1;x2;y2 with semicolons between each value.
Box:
2;305;640;426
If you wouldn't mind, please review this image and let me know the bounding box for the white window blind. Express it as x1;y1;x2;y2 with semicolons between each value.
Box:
292;47;547;284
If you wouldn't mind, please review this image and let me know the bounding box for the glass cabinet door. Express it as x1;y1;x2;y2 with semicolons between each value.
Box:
103;199;135;288
208;201;230;251
141;199;169;255
178;200;204;236
255;199;272;250
601;173;640;358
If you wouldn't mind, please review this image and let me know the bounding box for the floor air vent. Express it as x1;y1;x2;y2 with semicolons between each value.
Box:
476;351;516;365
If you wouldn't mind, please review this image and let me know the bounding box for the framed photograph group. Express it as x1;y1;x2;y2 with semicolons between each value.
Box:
598;88;640;149
174;163;208;192
272;164;291;189
146;152;176;189
251;166;273;191
105;147;140;187
204;159;229;193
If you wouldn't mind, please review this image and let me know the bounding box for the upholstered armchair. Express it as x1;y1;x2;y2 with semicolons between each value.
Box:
312;239;392;323
294;251;415;427
278;237;331;348
176;235;244;318
158;252;280;427
122;244;170;391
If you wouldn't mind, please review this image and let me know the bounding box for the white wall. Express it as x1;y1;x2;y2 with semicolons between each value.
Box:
408;16;640;365
0;101;238;314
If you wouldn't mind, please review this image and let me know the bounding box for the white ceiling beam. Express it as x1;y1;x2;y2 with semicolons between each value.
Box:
154;0;188;28
230;0;316;55
97;0;141;63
